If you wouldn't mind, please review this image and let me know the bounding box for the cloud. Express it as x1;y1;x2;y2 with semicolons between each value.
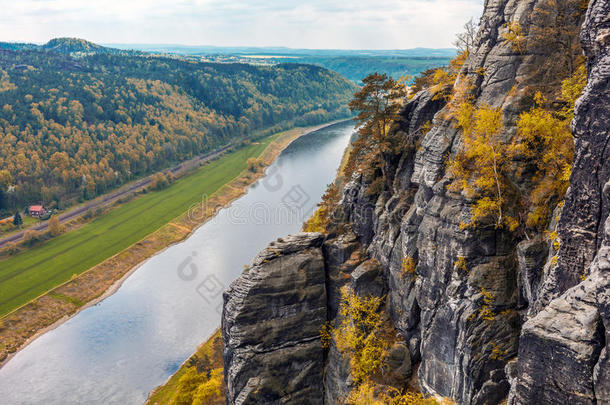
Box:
0;0;484;49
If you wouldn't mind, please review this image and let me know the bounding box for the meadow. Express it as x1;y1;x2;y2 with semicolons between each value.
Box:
0;136;275;316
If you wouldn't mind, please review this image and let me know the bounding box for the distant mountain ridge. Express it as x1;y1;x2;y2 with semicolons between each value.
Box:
0;38;456;58
105;43;457;58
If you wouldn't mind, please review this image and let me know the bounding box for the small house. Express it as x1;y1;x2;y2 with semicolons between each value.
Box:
29;205;46;217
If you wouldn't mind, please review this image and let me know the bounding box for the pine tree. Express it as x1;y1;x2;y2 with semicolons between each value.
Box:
347;73;407;182
13;212;22;228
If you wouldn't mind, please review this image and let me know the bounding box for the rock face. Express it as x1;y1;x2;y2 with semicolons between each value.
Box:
222;233;327;405
336;0;546;402
535;0;610;311
507;0;610;403
221;0;610;404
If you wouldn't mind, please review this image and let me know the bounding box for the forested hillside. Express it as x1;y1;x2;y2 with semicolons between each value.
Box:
0;47;356;213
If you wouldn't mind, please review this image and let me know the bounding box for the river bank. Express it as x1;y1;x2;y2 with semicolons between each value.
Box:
145;329;224;405
0;119;349;369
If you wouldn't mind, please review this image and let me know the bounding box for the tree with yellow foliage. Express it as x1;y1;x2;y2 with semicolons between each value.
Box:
303;183;339;233
448;104;518;230
502;21;526;53
334;287;387;384
48;215;63;237
191;368;224;405
429;52;469;101
510;65;586;229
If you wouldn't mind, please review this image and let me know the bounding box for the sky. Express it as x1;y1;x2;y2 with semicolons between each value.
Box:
0;0;484;49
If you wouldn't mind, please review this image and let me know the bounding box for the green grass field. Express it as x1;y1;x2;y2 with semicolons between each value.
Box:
0;136;276;317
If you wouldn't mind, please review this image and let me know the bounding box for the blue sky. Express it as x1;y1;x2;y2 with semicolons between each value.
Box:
0;0;484;49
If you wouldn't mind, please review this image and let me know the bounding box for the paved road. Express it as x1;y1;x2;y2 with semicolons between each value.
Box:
0;144;232;249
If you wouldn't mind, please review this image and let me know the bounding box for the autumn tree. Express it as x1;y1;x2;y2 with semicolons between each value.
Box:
503;21;527;53
510;65;586;229
333;287;388;384
448;104;518;230
246;158;264;173
429;51;469;101
303;183;340;233
528;0;588;87
48;215;63;236
22;229;40;246
150;172;170;191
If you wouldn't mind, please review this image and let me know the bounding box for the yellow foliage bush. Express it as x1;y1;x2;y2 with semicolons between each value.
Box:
48;215;64;237
490;342;508;361
478;288;495;322
511;65;585;230
346;381;383;404
320;321;333;349
420;121;432;136
448;104;518;230
502;21;526;53
560;64;587;119
347;382;440;405
334;288;387;384
174;367;207;405
303;183;339;233
430;51;468;101
191;368;224;405
381;387;441;405
400;256;417;279
454;256;468;273
303;206;329;233
246;157;264;173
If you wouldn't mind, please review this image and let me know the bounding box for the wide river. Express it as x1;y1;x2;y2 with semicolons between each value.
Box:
0;121;354;405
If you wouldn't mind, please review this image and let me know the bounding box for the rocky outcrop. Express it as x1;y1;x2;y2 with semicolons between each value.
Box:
222;233;327;405
221;0;610;403
507;0;610;402
337;1;546;402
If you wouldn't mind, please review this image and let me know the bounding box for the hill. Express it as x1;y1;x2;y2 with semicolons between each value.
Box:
40;37;143;57
0;46;356;212
0;38;143;57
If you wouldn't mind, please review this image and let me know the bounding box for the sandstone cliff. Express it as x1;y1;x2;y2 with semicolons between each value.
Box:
221;0;610;403
508;0;610;402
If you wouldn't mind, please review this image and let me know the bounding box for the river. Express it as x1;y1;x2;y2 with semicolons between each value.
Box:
0;121;354;405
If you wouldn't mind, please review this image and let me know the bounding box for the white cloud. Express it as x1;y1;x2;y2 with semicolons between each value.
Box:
0;0;484;49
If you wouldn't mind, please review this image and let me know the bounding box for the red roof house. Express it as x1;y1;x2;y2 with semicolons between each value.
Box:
29;205;46;217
